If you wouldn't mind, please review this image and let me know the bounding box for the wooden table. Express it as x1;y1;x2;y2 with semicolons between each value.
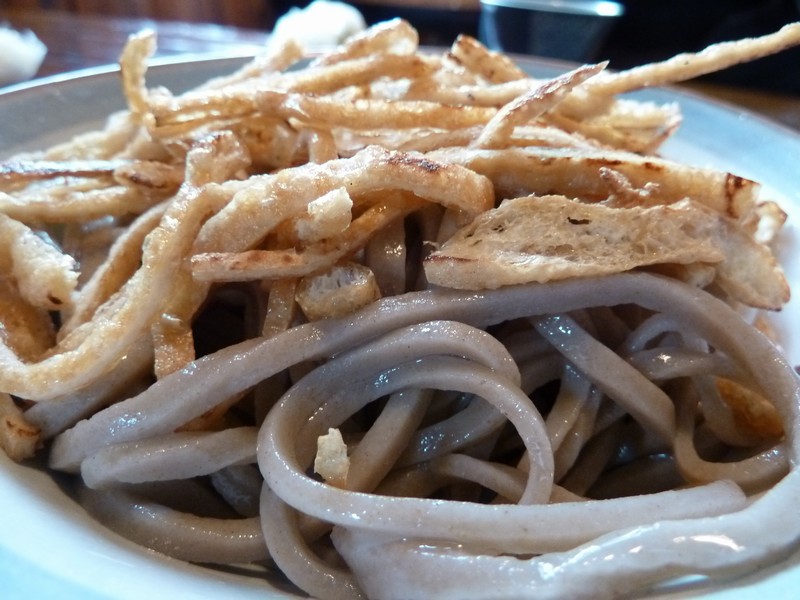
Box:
0;8;268;77
2;7;799;133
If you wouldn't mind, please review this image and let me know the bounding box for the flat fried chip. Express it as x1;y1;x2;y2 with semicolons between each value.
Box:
424;195;725;289
425;194;788;310
403;79;531;108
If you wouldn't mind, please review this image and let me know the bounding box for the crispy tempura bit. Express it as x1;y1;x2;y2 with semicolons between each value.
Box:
314;427;350;488
296;262;381;321
0;214;78;311
0;278;56;361
0;393;40;461
120;29;156;118
449;34;527;84
715;378;784;441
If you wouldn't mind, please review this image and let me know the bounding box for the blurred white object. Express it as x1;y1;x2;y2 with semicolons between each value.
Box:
0;25;47;86
269;1;366;53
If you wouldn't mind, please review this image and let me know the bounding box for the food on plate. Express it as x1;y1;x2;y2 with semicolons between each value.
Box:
1;18;800;599
424;194;788;309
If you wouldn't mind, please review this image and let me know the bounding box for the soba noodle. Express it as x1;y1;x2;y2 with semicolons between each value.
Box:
49;272;800;598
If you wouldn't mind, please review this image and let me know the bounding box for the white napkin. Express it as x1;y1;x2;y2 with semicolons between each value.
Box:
0;24;47;86
269;1;366;53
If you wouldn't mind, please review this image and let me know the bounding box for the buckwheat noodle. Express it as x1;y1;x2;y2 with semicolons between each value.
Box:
44;272;800;599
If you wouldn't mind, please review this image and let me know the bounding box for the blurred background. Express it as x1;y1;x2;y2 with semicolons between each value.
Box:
1;0;799;92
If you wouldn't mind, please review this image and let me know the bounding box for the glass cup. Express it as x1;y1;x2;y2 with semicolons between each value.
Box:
479;0;624;62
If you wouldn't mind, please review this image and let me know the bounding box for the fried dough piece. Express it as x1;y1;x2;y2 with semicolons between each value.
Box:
0;393;40;461
0;277;56;361
0;214;78;311
449;34;527;84
715;378;784;441
425;195;722;287
296;262;381;321
424;195;788;310
425;146;760;221
314;427;350;488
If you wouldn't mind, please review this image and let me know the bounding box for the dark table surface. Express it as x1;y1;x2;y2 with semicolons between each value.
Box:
0;8;269;77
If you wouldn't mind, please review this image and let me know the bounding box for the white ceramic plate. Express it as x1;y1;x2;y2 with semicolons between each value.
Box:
0;54;799;600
